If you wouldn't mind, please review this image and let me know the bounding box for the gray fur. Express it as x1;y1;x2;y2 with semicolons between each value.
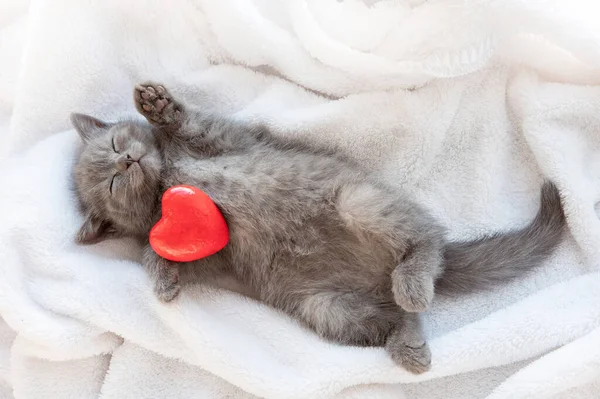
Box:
436;182;566;295
71;83;566;374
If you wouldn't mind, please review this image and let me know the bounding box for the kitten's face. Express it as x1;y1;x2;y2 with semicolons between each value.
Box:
71;114;163;244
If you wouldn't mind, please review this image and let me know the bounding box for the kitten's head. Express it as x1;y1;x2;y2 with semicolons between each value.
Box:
71;113;163;245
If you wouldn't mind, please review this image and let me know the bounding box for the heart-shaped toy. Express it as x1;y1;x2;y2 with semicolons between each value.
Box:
150;185;229;262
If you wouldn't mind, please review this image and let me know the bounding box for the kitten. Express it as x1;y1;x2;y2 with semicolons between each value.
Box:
71;83;566;374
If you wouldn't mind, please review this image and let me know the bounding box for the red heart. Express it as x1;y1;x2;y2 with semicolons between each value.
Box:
149;185;229;262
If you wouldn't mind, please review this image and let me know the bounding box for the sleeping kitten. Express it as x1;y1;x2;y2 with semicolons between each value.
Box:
71;83;566;374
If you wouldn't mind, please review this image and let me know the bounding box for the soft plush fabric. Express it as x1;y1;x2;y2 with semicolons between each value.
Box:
1;1;600;398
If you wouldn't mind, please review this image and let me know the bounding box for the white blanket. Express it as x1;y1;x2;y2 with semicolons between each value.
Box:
1;1;600;398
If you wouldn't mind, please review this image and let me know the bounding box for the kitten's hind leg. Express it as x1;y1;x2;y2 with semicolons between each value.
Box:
298;286;431;373
386;312;431;374
134;83;183;127
391;241;441;313
336;182;444;313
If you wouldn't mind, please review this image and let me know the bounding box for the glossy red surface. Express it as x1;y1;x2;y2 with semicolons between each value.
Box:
149;185;229;263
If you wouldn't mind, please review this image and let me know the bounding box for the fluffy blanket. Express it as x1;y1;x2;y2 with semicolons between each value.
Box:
1;1;600;398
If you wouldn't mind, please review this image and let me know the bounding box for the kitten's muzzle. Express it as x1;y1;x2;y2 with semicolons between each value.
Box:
116;154;138;171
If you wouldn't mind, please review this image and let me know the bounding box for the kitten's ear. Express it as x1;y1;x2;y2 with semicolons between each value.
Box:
70;113;110;142
75;216;121;245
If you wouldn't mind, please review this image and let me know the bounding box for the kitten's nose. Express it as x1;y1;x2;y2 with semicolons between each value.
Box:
116;154;137;171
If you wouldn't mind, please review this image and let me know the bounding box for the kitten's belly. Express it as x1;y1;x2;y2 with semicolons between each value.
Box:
165;153;394;294
164;157;227;189
162;152;400;345
163;153;351;220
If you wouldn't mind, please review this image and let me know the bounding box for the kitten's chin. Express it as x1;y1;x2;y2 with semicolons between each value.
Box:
131;159;160;195
136;157;158;180
138;154;161;175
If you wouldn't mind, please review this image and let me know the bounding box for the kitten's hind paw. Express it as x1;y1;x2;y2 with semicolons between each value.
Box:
134;83;182;126
391;269;434;313
388;341;432;374
386;312;431;374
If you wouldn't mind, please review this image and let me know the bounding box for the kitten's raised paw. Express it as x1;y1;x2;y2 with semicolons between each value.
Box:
391;269;434;313
388;341;432;374
134;83;182;126
154;281;181;303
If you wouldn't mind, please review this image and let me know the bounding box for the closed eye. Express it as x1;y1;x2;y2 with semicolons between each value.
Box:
111;136;119;153
109;174;117;194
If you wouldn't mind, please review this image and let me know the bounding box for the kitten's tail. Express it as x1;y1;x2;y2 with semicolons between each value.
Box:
435;181;566;296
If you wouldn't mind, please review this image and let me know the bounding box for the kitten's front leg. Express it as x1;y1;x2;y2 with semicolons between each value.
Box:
134;82;272;153
134;83;183;128
141;244;181;302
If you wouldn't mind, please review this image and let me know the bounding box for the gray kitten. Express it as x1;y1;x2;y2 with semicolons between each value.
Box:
71;83;566;374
